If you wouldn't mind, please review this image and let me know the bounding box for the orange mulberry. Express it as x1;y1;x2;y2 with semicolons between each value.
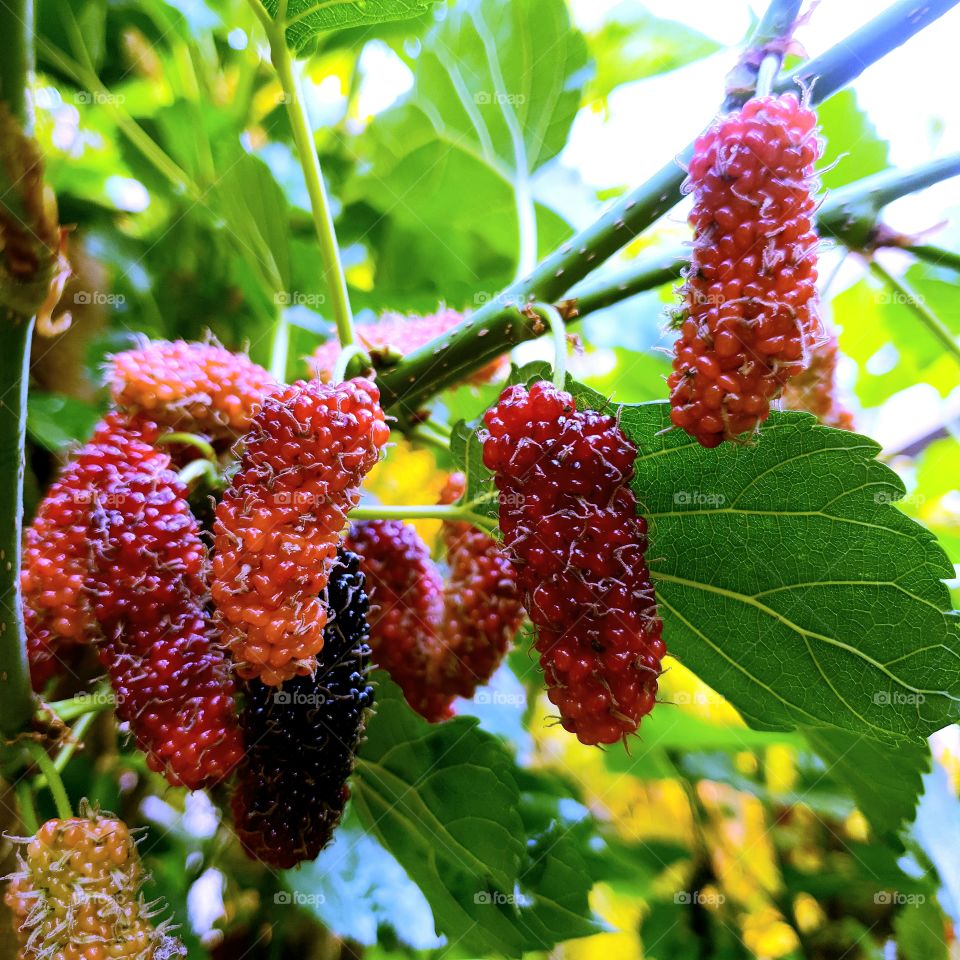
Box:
109;340;278;441
212;378;389;685
4;810;185;959
781;331;854;429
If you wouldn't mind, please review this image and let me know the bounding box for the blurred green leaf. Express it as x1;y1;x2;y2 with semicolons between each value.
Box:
804;729;930;850
817;90;890;191
27;392;100;451
586;4;720;103
894;893;948;960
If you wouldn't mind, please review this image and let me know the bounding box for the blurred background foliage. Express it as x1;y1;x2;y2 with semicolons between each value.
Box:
6;0;960;958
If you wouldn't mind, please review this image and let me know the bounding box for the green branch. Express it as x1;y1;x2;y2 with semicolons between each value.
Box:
0;0;38;739
377;0;960;414
349;503;496;534
903;243;960;274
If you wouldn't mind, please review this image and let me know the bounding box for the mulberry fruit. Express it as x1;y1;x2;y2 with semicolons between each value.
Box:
212;378;389;685
308;309;507;385
481;380;665;746
433;473;524;701
4;809;185;959
109;340;278;441
21;413;164;691
231;550;374;869
668;93;823;447
89;471;243;789
346;519;452;721
781;331;854;429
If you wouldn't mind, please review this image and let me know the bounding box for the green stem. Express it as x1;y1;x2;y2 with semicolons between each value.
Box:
177;458;222;489
26;741;72;820
15;780;38;834
377;0;959;414
349;503;494;532
0;0;32;128
530;303;567;389
157;432;217;461
869;260;960;364
409;426;450;456
35;711;97;785
46;683;113;722
723;0;803;106
269;307;290;382
903;243;960;274
264;19;354;348
332;343;368;383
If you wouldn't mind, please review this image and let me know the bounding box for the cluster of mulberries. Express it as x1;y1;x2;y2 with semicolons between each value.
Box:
89;471;243;790
231;550;374;869
781;331;854;429
308;309;507;385
347;477;522;719
21;412;164;690
4;811;185;959
212;378;389;686
109;340;277;441
346;519;452;721
668;93;823;447
481;381;665;746
434;473;524;701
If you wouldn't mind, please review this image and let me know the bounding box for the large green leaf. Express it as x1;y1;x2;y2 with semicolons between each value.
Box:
817;89;890;190
264;0;438;51
352;675;600;953
804;728;930;849
350;0;587;264
586;4;720;103
454;364;960;744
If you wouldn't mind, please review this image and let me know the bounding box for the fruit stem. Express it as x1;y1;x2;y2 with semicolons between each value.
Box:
157;432;217;461
15;780;38;834
903;243;960;275
409;426;450;456
33;711;97;786
177;458;223;490
868;259;960;364
332;343;369;383
269;307;290;382
349;503;495;533
754;53;780;98
257;4;356;349
530;303;567;389
723;0;802;107
0;0;41;740
26;741;72;820
376;0;958;413
46;683;114;722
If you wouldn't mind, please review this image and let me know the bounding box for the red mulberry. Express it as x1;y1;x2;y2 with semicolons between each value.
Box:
89;471;243;789
781;331;854;430
4;810;185;959
668;93;823;447
212;378;389;685
346;519;453;721
231;550;374;869
109;340;278;441
481;380;665;746
433;473;524;701
21;413;164;691
308;309;507;385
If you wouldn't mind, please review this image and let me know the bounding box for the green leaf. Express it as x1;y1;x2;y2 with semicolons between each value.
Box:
586;4;720;103
267;0;437;51
283;816;443;949
895;895;948;960
462;363;960;744
804;728;930;849
816;89;890;191
353;674;599;953
350;0;587;263
27;392;100;451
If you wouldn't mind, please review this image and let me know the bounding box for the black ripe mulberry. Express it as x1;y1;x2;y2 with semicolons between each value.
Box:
231;550;374;869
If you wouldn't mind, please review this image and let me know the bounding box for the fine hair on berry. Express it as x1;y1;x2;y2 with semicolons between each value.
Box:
21;412;164;691
668;93;823;447
89;470;243;790
231;550;374;869
481;380;666;746
212;378;389;685
781;329;854;429
4;807;186;959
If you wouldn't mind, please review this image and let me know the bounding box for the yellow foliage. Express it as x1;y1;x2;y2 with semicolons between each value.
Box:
363;440;446;542
844;809;870;843
764;745;798;795
741;906;800;958
792;892;826;934
658;658;744;726
562;885;642;960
